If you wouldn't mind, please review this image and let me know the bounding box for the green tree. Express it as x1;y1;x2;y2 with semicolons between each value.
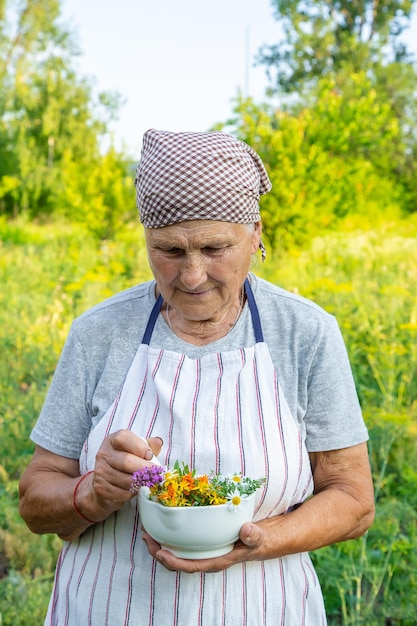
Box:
257;0;416;94
218;79;404;249
255;0;417;213
57;146;135;240
0;0;134;232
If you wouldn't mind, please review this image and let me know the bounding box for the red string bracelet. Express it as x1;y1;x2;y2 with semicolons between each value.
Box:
73;470;97;524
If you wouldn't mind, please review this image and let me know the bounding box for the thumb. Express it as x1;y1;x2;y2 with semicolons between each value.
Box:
148;436;164;459
239;522;262;547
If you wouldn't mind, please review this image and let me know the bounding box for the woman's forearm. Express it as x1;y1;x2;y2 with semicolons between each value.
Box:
254;443;375;560
19;470;95;541
255;484;375;561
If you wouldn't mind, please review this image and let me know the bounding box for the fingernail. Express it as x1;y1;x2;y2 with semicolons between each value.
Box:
144;449;153;460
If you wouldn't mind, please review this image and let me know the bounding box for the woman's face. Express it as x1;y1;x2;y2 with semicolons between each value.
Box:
145;220;261;323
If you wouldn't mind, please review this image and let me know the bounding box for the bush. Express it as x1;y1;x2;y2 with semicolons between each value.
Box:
1;219;416;623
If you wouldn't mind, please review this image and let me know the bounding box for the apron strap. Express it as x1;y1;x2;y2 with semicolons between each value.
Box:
245;278;264;343
141;294;163;345
141;278;264;345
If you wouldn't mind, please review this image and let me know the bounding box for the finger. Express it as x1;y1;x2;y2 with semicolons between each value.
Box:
89;464;137;512
152;544;239;574
141;531;161;558
154;549;204;573
148;436;163;459
136;435;161;464
239;522;261;547
111;431;163;464
96;433;155;483
110;430;152;457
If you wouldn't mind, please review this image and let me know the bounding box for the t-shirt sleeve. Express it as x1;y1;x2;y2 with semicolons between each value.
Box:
30;323;93;459
304;315;368;452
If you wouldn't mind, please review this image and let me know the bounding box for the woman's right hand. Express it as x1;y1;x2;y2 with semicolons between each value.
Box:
91;430;163;513
18;431;163;541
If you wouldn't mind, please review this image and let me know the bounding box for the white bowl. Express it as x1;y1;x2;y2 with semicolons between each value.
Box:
138;489;257;559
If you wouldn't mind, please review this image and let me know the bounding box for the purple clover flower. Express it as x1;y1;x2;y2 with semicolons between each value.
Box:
130;465;165;493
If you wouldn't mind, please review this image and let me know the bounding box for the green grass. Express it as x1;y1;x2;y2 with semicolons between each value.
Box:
1;218;416;624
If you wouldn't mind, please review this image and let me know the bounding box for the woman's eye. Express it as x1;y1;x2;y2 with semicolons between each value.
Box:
159;246;228;257
203;247;226;255
163;248;183;256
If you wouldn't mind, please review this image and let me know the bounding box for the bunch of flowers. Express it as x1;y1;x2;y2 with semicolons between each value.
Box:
131;460;265;509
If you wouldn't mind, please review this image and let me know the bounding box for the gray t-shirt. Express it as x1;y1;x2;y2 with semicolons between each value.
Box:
31;274;368;458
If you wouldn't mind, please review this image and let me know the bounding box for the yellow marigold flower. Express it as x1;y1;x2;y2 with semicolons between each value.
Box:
141;461;265;508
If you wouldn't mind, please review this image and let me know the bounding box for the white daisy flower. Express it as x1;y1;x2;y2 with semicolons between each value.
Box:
227;490;249;511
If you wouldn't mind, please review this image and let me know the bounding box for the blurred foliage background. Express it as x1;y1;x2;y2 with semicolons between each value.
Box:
1;0;417;623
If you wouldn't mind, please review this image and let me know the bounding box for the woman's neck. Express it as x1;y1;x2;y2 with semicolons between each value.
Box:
163;289;245;346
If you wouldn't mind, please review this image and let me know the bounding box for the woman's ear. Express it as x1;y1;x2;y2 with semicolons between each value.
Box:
251;221;262;254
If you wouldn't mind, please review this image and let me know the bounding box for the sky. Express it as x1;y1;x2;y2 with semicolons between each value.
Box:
62;0;417;158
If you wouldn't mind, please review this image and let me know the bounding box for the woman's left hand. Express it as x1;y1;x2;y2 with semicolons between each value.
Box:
142;522;264;573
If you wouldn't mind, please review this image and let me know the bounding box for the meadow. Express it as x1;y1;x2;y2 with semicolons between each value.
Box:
0;217;416;624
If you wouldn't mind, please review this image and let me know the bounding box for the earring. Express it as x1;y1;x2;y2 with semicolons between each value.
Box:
259;239;266;262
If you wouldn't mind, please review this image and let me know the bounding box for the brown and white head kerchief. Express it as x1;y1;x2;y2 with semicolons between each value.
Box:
134;129;272;228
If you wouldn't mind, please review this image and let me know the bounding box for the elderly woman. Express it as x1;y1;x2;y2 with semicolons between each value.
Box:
19;129;374;625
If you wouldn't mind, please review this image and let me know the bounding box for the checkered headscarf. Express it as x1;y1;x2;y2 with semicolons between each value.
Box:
134;129;271;228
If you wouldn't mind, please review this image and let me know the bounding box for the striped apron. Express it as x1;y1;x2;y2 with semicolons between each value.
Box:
46;279;326;625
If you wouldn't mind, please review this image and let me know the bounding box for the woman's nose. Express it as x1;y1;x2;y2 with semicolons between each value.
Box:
179;255;207;290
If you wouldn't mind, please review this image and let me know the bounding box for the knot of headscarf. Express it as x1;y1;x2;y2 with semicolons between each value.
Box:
135;129;271;228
